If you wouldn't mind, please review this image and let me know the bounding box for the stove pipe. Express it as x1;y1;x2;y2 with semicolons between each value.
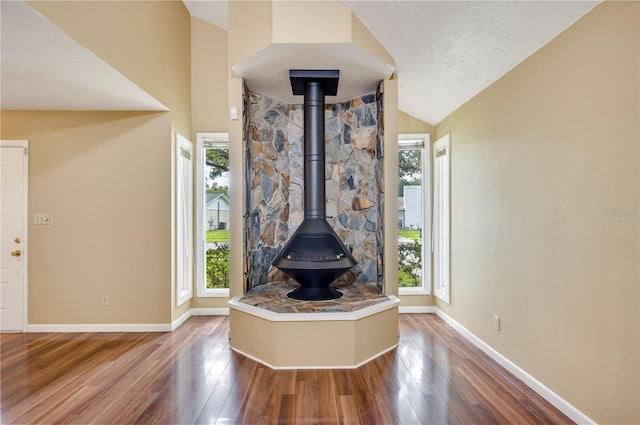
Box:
271;70;357;301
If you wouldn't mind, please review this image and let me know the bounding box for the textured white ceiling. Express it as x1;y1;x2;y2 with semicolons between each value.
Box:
187;0;601;125
0;1;168;111
339;0;601;124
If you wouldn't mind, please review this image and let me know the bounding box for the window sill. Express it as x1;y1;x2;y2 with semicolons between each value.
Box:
399;288;430;296
197;289;230;298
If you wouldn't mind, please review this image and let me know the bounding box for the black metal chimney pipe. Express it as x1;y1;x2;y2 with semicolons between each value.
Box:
304;81;325;220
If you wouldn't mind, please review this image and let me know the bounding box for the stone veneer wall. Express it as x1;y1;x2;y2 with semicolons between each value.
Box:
243;83;385;292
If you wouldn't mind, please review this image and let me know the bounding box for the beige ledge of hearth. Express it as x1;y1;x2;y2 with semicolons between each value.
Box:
228;295;400;370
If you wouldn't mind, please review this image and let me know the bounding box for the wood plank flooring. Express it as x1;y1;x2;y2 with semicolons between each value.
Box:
0;314;574;424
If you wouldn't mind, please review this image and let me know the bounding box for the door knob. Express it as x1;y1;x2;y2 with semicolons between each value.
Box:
10;250;21;257
14;237;21;244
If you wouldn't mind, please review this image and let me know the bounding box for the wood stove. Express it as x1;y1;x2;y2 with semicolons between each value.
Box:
271;70;357;300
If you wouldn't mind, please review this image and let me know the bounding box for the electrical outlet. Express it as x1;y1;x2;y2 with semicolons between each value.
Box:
34;213;54;225
493;315;501;331
102;295;109;306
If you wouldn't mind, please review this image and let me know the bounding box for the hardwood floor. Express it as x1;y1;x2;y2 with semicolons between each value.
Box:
0;314;574;424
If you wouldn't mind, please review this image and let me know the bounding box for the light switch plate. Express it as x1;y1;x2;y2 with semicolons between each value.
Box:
34;213;54;225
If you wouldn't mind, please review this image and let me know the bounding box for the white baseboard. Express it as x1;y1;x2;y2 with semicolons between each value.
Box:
399;306;436;314
192;308;229;316
27;323;172;332
28;308;230;333
171;308;229;330
171;309;193;331
433;308;596;425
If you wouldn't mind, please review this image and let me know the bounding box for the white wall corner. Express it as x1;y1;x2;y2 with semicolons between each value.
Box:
171;309;194;331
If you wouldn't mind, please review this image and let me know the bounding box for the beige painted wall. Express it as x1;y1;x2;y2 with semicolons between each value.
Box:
1;111;173;324
228;76;245;299
272;1;351;43
191;17;229;138
398;111;435;135
228;0;273;73
23;0;193;322
398;294;433;308
230;0;394;74
271;0;394;67
27;1;191;137
350;13;395;68
435;2;639;423
190;17;231;310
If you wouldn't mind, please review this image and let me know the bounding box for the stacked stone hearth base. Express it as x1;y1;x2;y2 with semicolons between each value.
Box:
237;281;387;312
228;281;399;369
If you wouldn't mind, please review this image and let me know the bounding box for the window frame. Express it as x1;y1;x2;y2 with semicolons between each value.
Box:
398;133;431;295
176;133;194;306
432;133;451;303
196;132;230;298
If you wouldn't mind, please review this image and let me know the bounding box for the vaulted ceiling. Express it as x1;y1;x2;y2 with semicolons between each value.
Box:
2;0;600;125
0;0;168;111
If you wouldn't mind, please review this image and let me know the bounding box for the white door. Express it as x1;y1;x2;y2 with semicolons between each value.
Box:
1;141;28;331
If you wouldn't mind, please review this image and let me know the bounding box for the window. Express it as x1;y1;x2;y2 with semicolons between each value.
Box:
433;134;450;303
398;134;430;294
176;134;193;306
196;133;230;297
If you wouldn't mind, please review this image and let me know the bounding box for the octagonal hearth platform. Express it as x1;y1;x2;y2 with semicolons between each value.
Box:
228;281;399;369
